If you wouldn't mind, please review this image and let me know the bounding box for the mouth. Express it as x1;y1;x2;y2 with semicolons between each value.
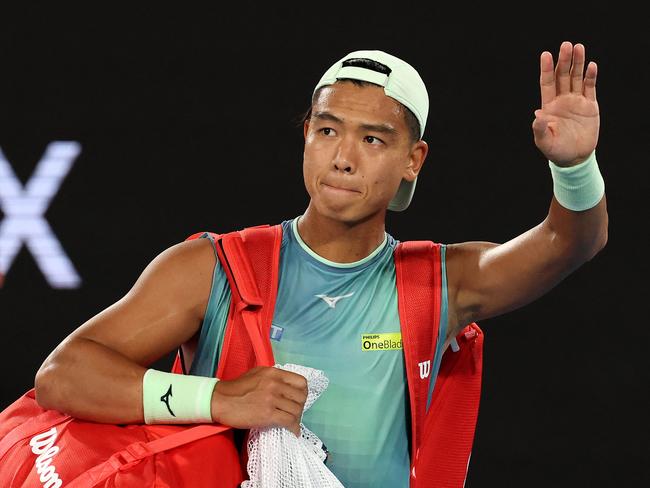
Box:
320;182;361;194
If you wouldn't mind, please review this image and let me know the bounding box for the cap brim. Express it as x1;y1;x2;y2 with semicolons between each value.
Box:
388;178;417;212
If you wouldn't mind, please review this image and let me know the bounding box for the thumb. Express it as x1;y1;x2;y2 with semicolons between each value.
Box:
531;109;549;139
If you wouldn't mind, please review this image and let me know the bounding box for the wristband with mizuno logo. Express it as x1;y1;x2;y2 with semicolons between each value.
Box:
142;369;218;424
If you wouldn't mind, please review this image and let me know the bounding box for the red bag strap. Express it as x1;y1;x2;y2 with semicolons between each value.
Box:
171;225;282;377
66;424;233;487
216;224;282;379
394;240;442;464
236;224;283;346
412;323;483;488
395;241;484;487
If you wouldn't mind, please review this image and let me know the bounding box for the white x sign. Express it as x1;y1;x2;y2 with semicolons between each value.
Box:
0;141;82;288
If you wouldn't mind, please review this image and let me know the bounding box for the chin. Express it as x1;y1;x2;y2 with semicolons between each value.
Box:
311;197;385;226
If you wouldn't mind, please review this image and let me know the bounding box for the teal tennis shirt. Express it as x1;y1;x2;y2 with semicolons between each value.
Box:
190;216;449;488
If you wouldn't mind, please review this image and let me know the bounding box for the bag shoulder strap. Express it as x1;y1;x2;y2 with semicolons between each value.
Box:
172;224;282;379
413;323;483;488
393;240;442;465
66;424;233;488
216;224;282;373
171;225;282;375
395;240;484;488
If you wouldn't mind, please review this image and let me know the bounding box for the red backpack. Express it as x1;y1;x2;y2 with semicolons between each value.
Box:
0;224;483;487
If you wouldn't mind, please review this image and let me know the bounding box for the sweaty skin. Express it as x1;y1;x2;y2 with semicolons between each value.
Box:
34;41;607;433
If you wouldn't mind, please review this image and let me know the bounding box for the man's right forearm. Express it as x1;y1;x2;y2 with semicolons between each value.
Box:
35;339;310;433
35;337;146;424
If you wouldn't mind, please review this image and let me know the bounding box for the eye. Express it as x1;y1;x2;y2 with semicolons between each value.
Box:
364;135;384;145
319;127;336;136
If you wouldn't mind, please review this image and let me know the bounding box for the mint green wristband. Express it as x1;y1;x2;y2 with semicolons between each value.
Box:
142;369;218;424
548;151;605;211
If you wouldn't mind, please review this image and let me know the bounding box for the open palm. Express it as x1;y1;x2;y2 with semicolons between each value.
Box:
532;41;599;166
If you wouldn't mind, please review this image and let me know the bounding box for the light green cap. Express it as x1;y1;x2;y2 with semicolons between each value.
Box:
313;50;429;211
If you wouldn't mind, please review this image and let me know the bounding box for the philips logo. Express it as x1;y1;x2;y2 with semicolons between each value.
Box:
361;332;402;351
29;427;63;488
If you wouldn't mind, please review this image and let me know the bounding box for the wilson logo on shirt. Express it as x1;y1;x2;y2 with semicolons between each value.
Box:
361;332;403;351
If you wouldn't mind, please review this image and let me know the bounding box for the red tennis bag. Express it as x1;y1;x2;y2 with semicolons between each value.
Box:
0;229;278;487
0;396;241;487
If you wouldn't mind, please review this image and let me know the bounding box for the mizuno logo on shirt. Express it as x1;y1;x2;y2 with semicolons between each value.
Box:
315;292;354;308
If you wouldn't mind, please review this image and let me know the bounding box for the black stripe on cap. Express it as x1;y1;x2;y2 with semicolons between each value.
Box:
341;58;392;75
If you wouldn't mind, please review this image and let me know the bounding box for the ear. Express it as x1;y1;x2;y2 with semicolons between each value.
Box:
303;118;310;140
402;140;429;182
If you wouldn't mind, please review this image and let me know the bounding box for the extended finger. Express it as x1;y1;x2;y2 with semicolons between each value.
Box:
583;61;598;101
555;41;573;94
539;51;555;107
570;43;586;93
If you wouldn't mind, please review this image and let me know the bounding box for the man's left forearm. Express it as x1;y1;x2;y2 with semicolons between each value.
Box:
544;193;608;263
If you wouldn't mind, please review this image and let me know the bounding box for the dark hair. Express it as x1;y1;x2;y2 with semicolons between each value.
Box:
296;78;422;144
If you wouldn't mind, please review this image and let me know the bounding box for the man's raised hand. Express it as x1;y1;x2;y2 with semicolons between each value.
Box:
532;41;599;166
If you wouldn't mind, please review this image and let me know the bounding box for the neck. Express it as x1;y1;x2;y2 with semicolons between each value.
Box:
297;204;387;264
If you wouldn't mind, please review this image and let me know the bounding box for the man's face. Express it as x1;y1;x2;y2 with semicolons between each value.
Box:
303;81;427;223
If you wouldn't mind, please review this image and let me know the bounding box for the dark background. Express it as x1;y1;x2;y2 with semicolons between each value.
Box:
1;4;647;487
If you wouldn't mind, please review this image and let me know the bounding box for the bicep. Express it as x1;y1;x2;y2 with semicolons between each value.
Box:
66;238;217;366
446;222;579;332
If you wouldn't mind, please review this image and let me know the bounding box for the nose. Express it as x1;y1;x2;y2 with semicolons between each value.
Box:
332;137;357;174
